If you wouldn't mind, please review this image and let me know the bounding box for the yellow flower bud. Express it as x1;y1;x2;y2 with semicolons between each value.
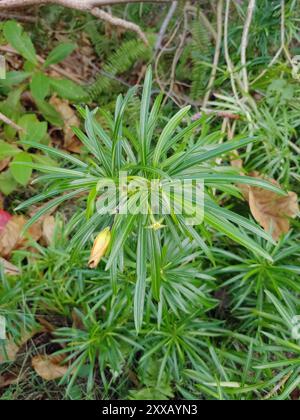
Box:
88;227;111;269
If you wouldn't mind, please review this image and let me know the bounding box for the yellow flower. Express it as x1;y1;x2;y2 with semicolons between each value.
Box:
88;227;111;269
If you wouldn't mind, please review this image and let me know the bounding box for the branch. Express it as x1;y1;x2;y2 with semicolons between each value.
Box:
155;1;178;52
0;11;37;22
0;0;175;10
0;0;178;43
0;111;23;131
91;7;148;44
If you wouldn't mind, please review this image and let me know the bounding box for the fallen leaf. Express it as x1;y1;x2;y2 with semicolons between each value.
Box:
248;175;299;241
0;158;10;173
32;354;70;381
0;257;20;276
0;215;45;257
0;339;19;363
28;221;43;243
0;371;25;389
0;215;26;257
0;209;12;232
49;96;81;153
231;160;299;241
42;216;56;246
0;330;36;363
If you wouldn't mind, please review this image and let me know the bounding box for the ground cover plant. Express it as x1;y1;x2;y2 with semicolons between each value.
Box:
0;0;299;401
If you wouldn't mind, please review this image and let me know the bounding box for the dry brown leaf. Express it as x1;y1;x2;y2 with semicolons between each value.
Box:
49;96;81;153
32;354;70;381
0;158;10;173
0;340;19;364
0;257;20;276
42;216;56;246
0;215;26;257
231;159;299;241
0;371;25;389
0;215;44;257
0;330;36;364
28;220;43;243
248;175;299;241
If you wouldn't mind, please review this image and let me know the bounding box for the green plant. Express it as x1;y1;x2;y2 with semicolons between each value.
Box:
15;67;284;332
1;2;300;400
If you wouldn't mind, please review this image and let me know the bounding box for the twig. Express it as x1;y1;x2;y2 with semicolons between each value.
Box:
240;0;256;93
154;21;180;100
0;12;37;22
155;1;178;52
0;111;23;132
163;4;189;106
91;7;149;45
0;0;177;43
202;0;223;108
0;0;177;8
192;109;240;121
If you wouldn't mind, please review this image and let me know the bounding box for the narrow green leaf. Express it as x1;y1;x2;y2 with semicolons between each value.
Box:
134;221;147;332
148;229;161;301
21;141;88;168
140;66;152;164
153;106;191;166
106;215;136;270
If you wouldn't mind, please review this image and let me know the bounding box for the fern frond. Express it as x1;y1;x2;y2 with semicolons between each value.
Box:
190;21;213;100
88;39;151;101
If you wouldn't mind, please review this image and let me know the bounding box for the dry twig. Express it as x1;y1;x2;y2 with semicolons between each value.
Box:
155;1;178;52
0;111;23;132
0;0;179;43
